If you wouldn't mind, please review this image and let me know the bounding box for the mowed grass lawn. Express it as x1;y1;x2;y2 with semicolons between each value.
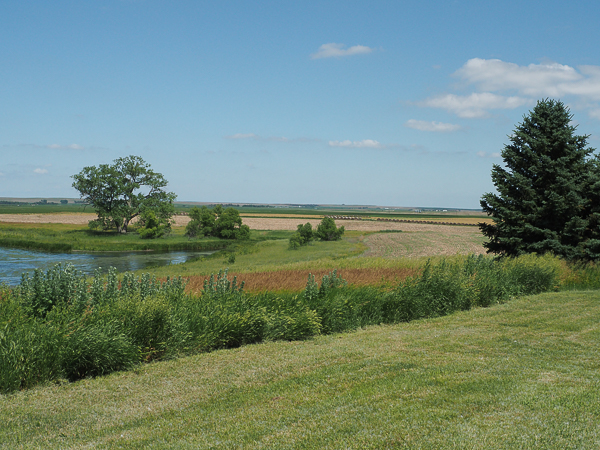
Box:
2;290;599;449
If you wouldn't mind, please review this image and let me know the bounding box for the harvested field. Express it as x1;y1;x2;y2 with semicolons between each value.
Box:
184;267;419;294
0;213;97;224
362;228;486;258
0;214;490;230
233;218;488;233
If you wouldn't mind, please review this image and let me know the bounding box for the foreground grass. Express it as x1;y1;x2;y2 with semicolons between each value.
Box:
2;290;599;449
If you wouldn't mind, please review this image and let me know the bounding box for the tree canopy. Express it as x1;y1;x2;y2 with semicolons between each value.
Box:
315;217;345;241
185;205;250;240
72;155;176;233
480;99;600;261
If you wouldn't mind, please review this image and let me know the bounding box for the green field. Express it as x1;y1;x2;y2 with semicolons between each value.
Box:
1;290;599;449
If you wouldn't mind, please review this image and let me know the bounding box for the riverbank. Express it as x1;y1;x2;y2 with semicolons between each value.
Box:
0;222;228;252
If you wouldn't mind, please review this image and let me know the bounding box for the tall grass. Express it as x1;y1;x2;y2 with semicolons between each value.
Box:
0;254;566;394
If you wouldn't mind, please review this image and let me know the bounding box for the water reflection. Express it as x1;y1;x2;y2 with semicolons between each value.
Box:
0;247;215;286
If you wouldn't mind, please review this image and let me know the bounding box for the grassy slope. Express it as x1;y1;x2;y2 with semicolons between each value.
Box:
2;290;599;449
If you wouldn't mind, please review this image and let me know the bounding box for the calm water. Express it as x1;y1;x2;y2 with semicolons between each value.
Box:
0;247;215;286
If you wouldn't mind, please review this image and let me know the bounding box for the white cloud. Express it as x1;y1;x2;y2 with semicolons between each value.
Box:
404;119;461;132
311;43;374;59
34;168;48;174
328;139;383;148
420;93;530;118
419;58;600;119
455;58;583;97
455;58;600;103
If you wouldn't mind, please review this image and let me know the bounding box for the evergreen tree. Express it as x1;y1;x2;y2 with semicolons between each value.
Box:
480;99;600;261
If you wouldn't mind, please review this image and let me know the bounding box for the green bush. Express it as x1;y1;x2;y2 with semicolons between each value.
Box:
185;205;250;240
315;217;345;241
396;259;474;320
289;223;314;249
17;263;89;318
59;320;138;382
138;209;171;239
502;253;560;296
0;315;63;393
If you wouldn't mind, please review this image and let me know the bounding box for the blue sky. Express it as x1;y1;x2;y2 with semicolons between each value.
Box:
1;0;599;208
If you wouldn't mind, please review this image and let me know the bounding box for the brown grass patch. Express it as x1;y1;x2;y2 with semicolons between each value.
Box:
184;267;419;294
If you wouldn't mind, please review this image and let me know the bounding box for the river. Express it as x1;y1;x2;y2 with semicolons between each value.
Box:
0;247;215;286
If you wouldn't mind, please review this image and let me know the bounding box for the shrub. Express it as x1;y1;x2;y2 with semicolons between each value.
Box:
138;209;171;239
397;259;475;319
185;205;250;240
0;314;63;393
316;217;344;241
17;263;89;318
59;320;139;381
502;253;561;296
289;223;314;249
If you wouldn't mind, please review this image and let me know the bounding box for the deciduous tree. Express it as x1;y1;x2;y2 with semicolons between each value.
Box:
72;155;176;233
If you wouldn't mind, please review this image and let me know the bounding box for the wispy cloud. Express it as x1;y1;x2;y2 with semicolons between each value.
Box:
224;133;319;143
311;43;374;60
420;93;530;118
225;133;259;140
47;143;85;150
404;119;462;132
34;168;48;174
588;109;600;120
328;139;383;148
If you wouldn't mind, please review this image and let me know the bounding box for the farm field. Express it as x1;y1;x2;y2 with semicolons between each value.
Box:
2;290;599;448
